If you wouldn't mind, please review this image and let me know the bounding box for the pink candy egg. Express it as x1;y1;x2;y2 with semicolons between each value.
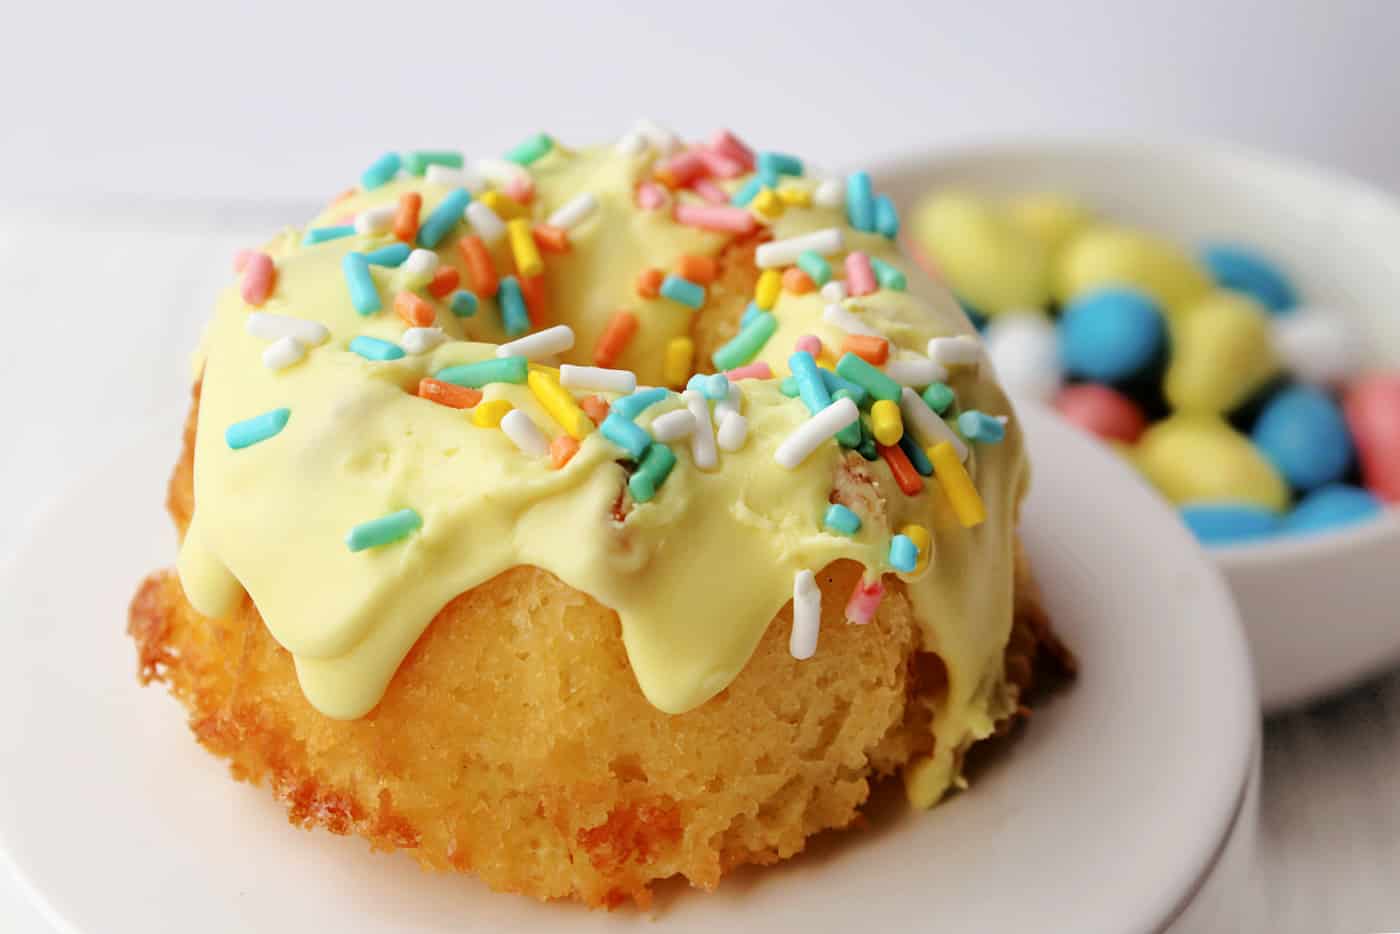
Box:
1343;374;1400;503
1054;383;1148;444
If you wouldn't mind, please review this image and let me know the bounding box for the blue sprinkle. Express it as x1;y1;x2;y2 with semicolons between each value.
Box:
303;225;356;246
818;367;869;407
757;151;803;178
874;195;900;238
360;152;401;190
824;503;862;536
780;376;799;397
702;373;731;400
350;335;405;361
346;508;421;552
498;276;531;337
417;187;472;249
226;408;290;450
869;256;906;290
660;275;705;310
363;242;411;267
612;387;670;420
600;413;652;459
845;171;876;232
899;435;934;476
731;176;766;207
342;252;380;314
957;410;1006;443
740;302;763;327
449;289;479;317
888;534;918;573
788;351;831;416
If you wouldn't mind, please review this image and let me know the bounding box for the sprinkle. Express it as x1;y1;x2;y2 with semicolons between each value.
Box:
794;334;823;357
741;303;762;328
523;369;590;441
692;177;729;204
790;570;821;660
922;382;955;414
632;118;681;154
845;171;876;232
418;187;472;249
303;225;355;246
710;129;756;170
601;413;651;458
495;324;573;361
715;382;743;424
888;535;918;573
660;275;705;310
902;523;932;572
628;442;677;502
820;368;869;406
547;192;599;230
426;266;460;299
874;195;900;238
401;327;446;355
870;256;907;290
687;372;730;402
226;408;290;450
844;577;884;625
958;410;1006;444
504;175;534;204
750;187;784;220
417;377;481;409
394;192;422;243
898;435;934;476
349;335;405;361
355;204;396;235
395;248;440;290
471;399;513;427
246;312;329;346
579;394;611;424
820;280;848;303
464;200;507;246
457;235;499;297
550;434;580;469
841;334;889;366
710;311;777;370
731;176;765;207
435;356;528;387
835;353;901;402
871;399;904;445
857;433;878;462
676;254;718;286
475;158;531;190
615;130;648;156
756;228;844;269
262;336;304;370
783;268;815;294
636;267;664;299
394;291;435;328
884;355;948;387
755;269;782;310
425;164;487;192
505;132;553;166
560;364;637;395
497;276;531;337
927;335;982;368
775;397;860;469
789;351;832;415
364;243;411;267
778;184;812;207
845;252;878;297
879;442;924;495
240;252;276;306
655;150;706;188
664;337;694;387
499;218;541;280
824;503;862;536
929;441;986;527
683;389;718;470
342;252;380;314
232;248;253;272
758;151;803;178
404;150;464;176
725;361;772;381
827;389;861;447
636;181;669;210
521;272;551;332
593;310;638;367
499;408;549;456
796;251;832;286
651;408;697;441
716;412;748;452
346;508;421;551
900;387;967;461
532;224;570;254
814;176;845;208
694;148;744;179
449;289;479;317
674;202;757;234
361;152;401;190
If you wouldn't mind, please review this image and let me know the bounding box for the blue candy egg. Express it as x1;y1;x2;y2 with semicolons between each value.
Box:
1059;288;1166;383
1251;385;1353;492
1284;484;1383;535
1180;503;1282;546
1201;243;1297;313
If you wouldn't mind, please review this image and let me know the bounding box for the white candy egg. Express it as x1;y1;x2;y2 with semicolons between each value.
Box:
983;313;1063;402
1270;309;1362;386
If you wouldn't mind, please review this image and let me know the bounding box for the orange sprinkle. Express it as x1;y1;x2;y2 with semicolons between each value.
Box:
676;254;718;285
532;224;571;254
549;434;581;469
841;334;890;366
394;291;436;327
427;266;460;299
783;267;816;294
417;378;482;409
393;192;422;243
594;310;639;367
636;267;664;299
579;394;611;425
331;186;357;204
457;235;498;298
878;443;924;496
520;273;549;329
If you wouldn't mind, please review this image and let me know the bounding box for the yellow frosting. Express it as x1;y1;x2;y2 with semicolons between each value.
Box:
177;140;1027;808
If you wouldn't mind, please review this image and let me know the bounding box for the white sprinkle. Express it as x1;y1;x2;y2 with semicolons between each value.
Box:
650;408;697;442
354;204;395;235
716;412;749;452
756;228;845;269
775;397;860;469
262;335;305;370
397;248;440;288
425;163;487;194
500;409;549;457
474;158;529;187
464;200;507;245
401;327;447;355
928;335;983;368
900;387;968;462
884;355;948;387
547;192;599;230
559;364;637;395
790;569;821;660
820;280;848;303
496;325;575;360
684;389;718;471
615;131;648;157
632;118;681;155
246;312;329;346
813;177;845;208
823;303;884;338
715;384;744;425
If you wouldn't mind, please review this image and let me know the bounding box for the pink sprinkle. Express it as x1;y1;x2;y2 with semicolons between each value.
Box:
673;202;757;234
844;577;885;625
505;175;535;203
657;150;706;187
636;181;669;211
694;146;744;179
794;334;823;356
232;248;254;273
725;361;773;381
709;129;755;171
846;251;878;296
334;212;356;225
240;252;276;306
691;177;728;205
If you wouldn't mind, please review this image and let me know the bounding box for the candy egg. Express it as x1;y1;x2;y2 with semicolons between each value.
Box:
1004;192;1093;254
911;193;1051;314
1054;225;1213;314
1135;413;1289;510
1164;291;1281;413
1059;288;1166;383
1180;503;1282;545
1054;384;1148;443
1271;309;1362;387
983;313;1062;401
1201;243;1297;313
1343;374;1400;503
1251;385;1353;492
1284;484;1384;535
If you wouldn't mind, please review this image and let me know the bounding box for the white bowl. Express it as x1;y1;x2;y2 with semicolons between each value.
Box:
0;406;1256;932
873;139;1400;712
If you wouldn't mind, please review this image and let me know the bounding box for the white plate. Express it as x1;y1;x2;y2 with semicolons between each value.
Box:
0;405;1257;933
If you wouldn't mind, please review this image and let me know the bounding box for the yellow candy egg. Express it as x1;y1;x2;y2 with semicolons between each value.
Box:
1165;291;1281;414
910;192;1051;314
1135;413;1288;510
1004;192;1093;254
1054;226;1212;314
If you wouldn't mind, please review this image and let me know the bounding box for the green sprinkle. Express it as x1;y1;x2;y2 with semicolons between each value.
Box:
449;290;479;317
303;225;355;246
361;152;401;190
819;368;869;407
350;335;405;361
346;508;421;552
796;250;832;286
660;275;706;310
505;133;554;166
434;356;528;387
835;352;901;403
958;410;1006;443
757;151;803;178
712;311;778;370
628;443;677;503
226;408;290;450
870;257;907;291
823;503;862;536
922;382;955;414
403;150;464;176
831;389;863;448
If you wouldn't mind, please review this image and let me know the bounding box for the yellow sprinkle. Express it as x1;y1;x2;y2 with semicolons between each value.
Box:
870;399;903;446
900;523;932;572
816;351;839;370
755;269;782;310
928;442;985;528
750;187;784;220
480;190;526;220
507;218;543;278
664;336;695;388
527;369;592;440
777;184;812;207
472;399;514;428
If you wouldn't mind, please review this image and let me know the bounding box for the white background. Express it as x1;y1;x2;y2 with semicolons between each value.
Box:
4;1;1400;930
